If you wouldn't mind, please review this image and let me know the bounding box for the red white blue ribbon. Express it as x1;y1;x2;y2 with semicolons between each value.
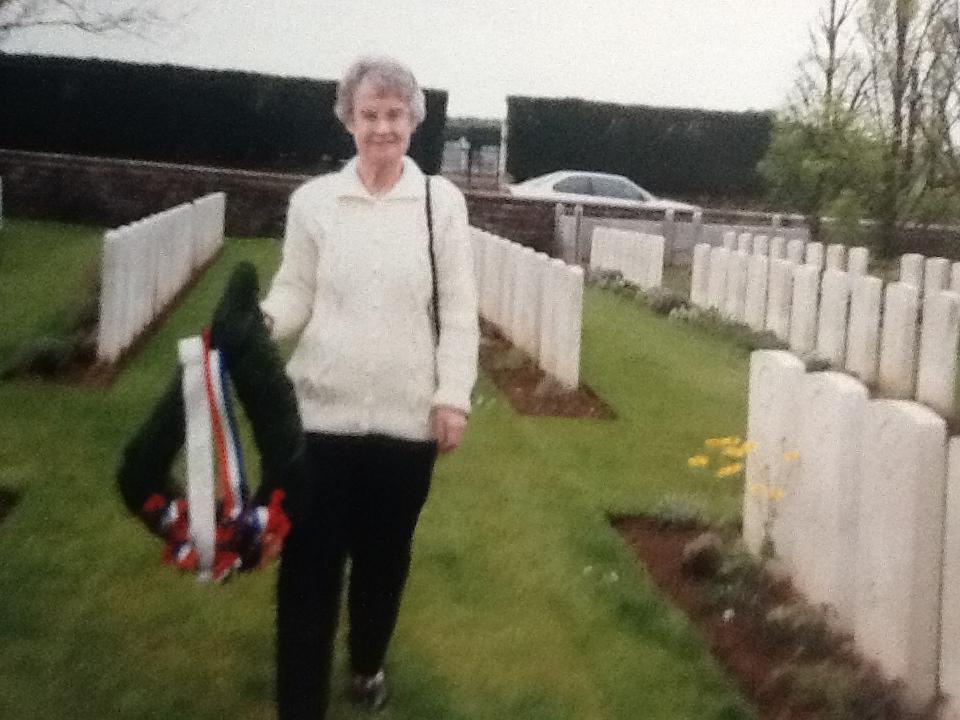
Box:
177;333;247;581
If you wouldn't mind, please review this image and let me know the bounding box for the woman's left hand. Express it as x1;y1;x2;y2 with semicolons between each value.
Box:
430;406;467;453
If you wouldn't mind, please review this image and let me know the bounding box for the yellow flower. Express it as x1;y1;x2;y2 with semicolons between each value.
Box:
715;462;744;478
740;441;757;453
687;454;710;468
704;438;725;448
783;450;801;462
769;488;785;502
722;446;747;459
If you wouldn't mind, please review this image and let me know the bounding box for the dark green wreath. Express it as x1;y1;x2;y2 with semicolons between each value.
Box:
117;262;307;552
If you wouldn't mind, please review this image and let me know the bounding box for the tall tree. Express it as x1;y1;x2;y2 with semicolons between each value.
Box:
859;0;958;250
762;0;960;252
760;0;877;241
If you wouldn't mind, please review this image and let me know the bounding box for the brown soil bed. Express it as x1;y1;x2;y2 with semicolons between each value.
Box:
3;252;221;388
613;516;934;720
478;320;615;419
0;488;20;526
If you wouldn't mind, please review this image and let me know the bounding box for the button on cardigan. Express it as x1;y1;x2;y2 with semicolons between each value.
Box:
260;157;480;441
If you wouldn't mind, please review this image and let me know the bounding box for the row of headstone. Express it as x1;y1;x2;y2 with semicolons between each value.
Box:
96;192;226;363
471;228;584;389
743;350;960;713
588;226;665;290
0;176;4;230
693;237;960;417
692;235;869;312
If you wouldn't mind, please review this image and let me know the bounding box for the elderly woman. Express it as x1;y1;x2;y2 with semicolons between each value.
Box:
260;57;479;718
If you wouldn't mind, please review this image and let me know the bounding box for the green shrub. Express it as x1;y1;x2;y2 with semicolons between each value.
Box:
761;602;833;659
765;660;905;720
644;287;689;316
648;495;708;529
2;336;75;378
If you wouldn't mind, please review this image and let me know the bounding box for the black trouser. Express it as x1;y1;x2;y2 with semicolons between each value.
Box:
276;432;437;720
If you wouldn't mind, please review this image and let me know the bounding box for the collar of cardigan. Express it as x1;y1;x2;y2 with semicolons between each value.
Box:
336;156;426;201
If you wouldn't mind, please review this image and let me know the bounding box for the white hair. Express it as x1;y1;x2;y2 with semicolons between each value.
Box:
334;56;426;127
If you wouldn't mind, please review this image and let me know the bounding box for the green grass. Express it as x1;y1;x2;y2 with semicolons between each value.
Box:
0;219;103;365
0;219;754;720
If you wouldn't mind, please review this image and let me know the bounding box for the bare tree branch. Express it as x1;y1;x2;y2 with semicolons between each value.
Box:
0;0;194;47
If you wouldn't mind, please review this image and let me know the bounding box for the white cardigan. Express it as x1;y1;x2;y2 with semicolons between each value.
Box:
260;157;479;441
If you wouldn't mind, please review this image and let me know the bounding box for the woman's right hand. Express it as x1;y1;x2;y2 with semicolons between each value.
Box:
430;406;467;453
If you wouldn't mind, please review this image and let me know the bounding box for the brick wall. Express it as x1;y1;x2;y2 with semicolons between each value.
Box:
4;149;959;261
0;150;564;252
0;149;306;237
464;191;558;254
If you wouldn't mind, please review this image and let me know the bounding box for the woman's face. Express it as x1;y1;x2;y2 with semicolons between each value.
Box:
347;77;415;168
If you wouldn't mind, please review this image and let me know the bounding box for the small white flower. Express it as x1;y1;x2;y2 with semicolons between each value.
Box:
582;565;594;577
722;608;735;623
604;571;619;583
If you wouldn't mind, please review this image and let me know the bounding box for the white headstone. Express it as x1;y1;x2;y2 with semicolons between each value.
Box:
878;282;920;399
538;259;566;376
789;265;820;355
769;236;785;261
744;350;806;558
939;437;960;711
855;400;947;710
900;253;924;288
707;247;729;311
765;259;794;342
752;234;769;256
786;238;805;265
481;234;500;322
515;247;538;355
845;275;883;386
916;291;960;417
691;243;712;307
96;231;123;362
794;371;868;631
589;228;608;271
744;255;769;332
737;232;752;255
722;230;736;251
815;270;851;366
625;232;645;286
848;246;869;276
502;242;521;339
643;233;665;291
951;261;960;293
805;241;825;271
826;243;846;271
722;252;748;323
554;265;584;389
922;257;950;322
528;252;550;359
490;237;509;328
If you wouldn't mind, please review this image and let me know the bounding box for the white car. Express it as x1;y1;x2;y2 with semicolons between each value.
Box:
506;171;700;213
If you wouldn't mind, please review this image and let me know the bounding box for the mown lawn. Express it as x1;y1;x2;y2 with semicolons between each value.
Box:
0;218;753;720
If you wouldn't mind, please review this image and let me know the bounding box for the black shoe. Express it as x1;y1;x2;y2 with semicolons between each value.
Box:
349;669;388;711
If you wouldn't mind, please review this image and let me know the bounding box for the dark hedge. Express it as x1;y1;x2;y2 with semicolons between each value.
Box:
505;96;773;197
0;54;447;173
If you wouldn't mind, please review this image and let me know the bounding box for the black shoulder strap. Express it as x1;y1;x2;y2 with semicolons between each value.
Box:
425;176;440;344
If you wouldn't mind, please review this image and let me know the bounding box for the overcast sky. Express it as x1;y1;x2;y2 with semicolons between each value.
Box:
6;0;827;118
